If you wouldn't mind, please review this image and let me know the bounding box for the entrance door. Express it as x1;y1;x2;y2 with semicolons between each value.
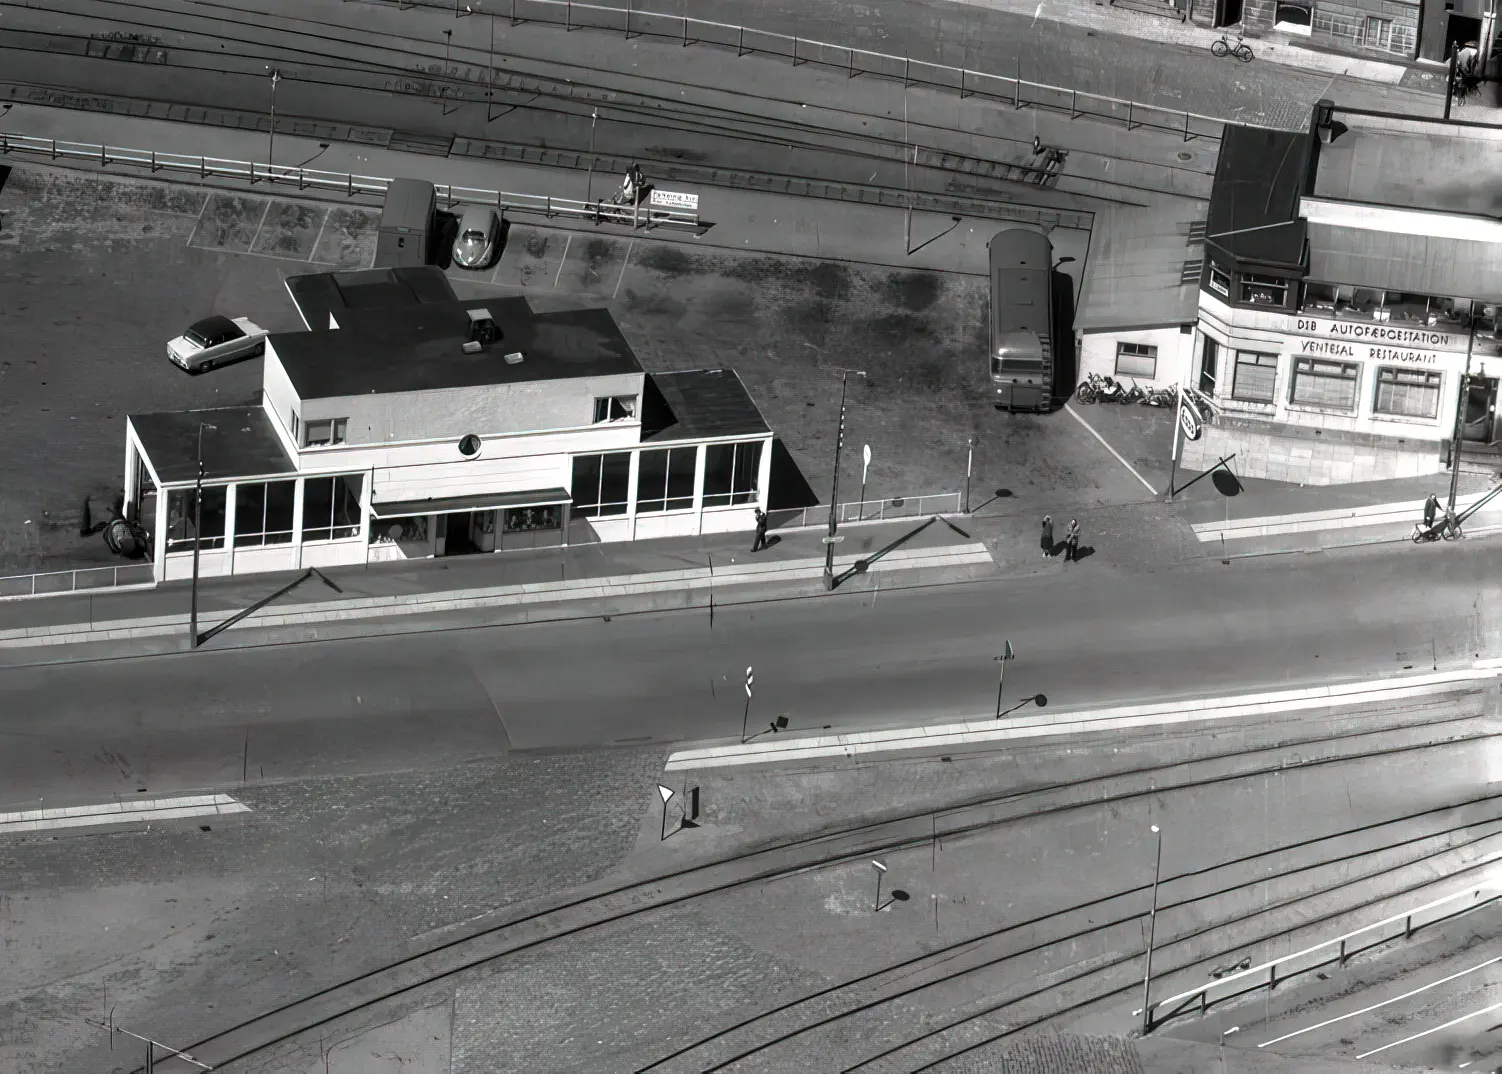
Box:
1213;0;1243;28
441;511;482;556
1463;375;1498;443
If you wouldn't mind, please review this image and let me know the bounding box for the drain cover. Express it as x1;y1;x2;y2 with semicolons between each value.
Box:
1176;151;1194;161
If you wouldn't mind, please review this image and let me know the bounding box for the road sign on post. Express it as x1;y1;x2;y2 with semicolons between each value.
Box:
657;783;676;841
741;666;754;743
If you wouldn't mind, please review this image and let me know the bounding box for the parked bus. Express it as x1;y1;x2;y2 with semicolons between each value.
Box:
987;228;1056;413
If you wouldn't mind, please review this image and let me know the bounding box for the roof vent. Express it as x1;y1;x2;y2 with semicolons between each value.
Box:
504;351;525;365
468;307;498;345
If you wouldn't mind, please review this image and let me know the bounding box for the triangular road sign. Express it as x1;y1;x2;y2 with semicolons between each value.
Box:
657;784;675;804
1004;639;1015;661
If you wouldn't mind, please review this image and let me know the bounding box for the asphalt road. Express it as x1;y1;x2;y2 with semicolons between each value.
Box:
4;536;1499;810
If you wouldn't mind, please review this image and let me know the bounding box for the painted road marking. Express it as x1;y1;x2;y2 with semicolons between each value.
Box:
1259;956;1502;1048
0;794;251;835
553;233;573;289
1063;403;1158;495
664;667;1499;771
1358;998;1502;1059
612;239;634;301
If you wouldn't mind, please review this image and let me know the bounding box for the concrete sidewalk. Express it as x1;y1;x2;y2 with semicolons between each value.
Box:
1170;468;1502;556
0;518;995;661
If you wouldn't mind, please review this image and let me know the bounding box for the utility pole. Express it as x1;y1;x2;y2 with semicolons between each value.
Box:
964;436;975;513
824;370;866;589
586;108;599;202
189;422;216;650
267;68;280;168
1448;299;1480;514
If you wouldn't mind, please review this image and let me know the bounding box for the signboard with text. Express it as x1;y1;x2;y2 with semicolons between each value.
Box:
1293;335;1452;368
650;189;699;213
1293;315;1465;352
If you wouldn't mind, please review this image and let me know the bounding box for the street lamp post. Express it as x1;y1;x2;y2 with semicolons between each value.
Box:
189;422;217;649
964;436;976;514
586;108;599;203
267;68;280;169
1447;299;1480;515
824;370;866;590
1219;1025;1240;1074
1140;823;1164;1035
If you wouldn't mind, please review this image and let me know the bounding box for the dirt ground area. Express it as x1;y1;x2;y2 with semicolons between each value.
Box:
0;162;1162;575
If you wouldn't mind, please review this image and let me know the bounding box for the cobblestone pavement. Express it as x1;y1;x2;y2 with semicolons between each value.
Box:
0;748;665;1074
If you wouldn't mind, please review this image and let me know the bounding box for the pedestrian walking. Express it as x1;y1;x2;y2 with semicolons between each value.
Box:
751;507;769;553
1040;515;1054;558
1423;493;1439;531
1032;135;1043;155
1457;41;1479;77
1063;518;1080;562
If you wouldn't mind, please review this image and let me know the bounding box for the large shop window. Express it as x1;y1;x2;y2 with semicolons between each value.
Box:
1374;366;1442;419
703;441;763;507
234;479;297;547
1232;351;1279;403
1115;342;1158;379
1290;357;1360;410
165;485;228;553
636;446;697;513
571;452;632;518
1239;274;1288;308
302;474;364;542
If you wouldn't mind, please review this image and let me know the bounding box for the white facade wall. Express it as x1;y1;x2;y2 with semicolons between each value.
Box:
1078;327;1196;390
262;352;301;454
307;373;645;444
1195;290;1495;444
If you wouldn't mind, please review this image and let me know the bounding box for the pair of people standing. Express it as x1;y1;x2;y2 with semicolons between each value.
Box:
1040;515;1080;562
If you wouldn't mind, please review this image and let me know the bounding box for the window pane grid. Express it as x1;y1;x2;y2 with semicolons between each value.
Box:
636;447;696;513
1232;351;1278;403
1115;342;1158;379
571;452;632;518
1290;357;1358;410
165;486;228;552
703;441;763;508
301;474;363;542
1374;367;1441;418
234;480;297;548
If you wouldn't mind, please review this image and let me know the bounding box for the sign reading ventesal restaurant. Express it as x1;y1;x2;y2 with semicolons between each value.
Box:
1296;337;1443;366
1295;316;1461;350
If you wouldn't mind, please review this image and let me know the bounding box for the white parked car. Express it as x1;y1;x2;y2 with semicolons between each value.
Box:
452;204;501;270
167;315;267;373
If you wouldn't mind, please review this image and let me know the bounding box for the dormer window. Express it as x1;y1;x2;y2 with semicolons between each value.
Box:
593;396;636;423
303;418;348;447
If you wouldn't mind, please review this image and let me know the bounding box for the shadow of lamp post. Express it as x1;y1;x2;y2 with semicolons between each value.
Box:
1141;823;1164;1035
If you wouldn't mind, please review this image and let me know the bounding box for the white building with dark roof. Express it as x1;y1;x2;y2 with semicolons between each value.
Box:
124;267;773;581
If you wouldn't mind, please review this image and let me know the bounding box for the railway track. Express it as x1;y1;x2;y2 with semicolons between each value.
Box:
641;794;1502;1071
0;0;1211;210
139;698;1496;1071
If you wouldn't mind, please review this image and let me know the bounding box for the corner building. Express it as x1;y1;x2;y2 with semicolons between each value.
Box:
1183;102;1502;485
122;267;773;582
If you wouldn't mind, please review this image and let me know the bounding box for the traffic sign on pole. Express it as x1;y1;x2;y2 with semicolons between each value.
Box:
745;666;754;698
1003;639;1015;661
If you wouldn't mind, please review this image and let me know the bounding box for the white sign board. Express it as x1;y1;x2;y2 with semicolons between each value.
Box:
1293;335;1448;367
649;189;699;212
1293;316;1464;353
657;784;675;804
1179;391;1203;441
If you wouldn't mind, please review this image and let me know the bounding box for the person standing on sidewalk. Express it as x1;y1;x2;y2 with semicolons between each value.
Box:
1423;493;1440;532
1063;518;1081;562
751;507;769;553
1040;515;1054;558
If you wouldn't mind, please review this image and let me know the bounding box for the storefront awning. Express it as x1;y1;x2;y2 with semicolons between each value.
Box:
371;488;571;519
1306;223;1502;302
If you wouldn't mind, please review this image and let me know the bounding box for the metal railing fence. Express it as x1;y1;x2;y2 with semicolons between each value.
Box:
382;0;1246;141
0;134;702;231
770;491;964;531
1145;879;1502;1032
0;563;156;601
